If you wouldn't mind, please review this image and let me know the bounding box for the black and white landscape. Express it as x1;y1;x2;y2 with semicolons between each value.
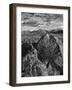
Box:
21;12;63;77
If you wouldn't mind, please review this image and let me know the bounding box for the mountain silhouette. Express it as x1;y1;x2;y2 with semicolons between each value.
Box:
32;33;63;75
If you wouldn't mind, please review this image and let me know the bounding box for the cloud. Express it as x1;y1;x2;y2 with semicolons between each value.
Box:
21;12;63;31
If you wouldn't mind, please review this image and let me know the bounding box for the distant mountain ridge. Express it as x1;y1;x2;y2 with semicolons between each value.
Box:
22;28;63;37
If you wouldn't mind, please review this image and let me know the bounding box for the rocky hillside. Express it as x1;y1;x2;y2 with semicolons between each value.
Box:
21;29;63;77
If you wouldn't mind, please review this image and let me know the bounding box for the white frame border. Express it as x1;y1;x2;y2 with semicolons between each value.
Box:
16;7;68;83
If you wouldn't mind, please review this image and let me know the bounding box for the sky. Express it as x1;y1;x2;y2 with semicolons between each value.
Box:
21;12;63;31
